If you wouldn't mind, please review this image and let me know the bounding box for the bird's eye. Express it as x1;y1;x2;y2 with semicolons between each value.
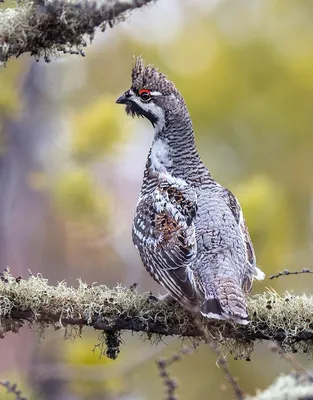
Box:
139;89;151;101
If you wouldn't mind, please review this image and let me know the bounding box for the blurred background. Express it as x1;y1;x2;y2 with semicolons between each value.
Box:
1;0;313;398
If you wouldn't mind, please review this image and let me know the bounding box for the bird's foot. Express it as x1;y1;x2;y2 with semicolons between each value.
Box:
147;292;177;306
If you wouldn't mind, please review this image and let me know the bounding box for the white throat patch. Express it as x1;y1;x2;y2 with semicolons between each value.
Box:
150;138;188;188
151;138;171;172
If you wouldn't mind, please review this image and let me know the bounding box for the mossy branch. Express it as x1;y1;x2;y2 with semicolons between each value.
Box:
1;271;313;359
0;0;156;65
248;373;313;400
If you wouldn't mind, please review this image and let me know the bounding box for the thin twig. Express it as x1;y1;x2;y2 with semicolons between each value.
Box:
269;268;313;280
156;347;193;400
192;317;245;400
269;342;312;378
0;380;28;400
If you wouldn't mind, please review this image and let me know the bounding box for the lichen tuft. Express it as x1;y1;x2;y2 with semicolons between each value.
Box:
1;269;313;360
0;0;156;65
247;373;313;400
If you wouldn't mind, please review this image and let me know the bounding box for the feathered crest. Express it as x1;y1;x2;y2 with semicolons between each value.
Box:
131;56;178;95
132;55;145;83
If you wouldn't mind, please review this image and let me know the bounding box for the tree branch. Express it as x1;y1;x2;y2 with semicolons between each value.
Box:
247;373;313;400
0;380;27;400
0;0;156;65
0;271;313;359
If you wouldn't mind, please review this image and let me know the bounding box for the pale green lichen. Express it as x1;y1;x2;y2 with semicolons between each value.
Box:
0;0;156;64
248;373;313;400
1;270;313;360
247;289;313;354
0;270;195;356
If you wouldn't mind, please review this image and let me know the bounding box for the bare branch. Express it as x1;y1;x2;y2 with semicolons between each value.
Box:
0;0;157;65
0;380;27;400
192;317;245;400
269;342;311;377
269;268;313;280
157;347;193;400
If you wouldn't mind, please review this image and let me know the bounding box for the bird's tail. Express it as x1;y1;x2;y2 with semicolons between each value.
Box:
200;277;249;325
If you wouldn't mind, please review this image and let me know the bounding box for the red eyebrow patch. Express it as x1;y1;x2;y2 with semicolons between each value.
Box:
139;89;151;95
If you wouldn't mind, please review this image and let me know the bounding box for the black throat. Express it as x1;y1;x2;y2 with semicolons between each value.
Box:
126;102;158;127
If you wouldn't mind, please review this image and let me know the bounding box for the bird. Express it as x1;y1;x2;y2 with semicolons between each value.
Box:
116;56;265;325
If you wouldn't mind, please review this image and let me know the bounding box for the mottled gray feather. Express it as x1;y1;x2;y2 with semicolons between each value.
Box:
118;57;265;325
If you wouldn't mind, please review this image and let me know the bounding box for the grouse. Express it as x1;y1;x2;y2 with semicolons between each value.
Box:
116;57;265;325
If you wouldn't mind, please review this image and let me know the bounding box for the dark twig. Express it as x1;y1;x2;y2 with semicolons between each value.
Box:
0;380;28;400
269;342;312;378
216;356;245;400
192;317;245;400
157;347;193;400
269;268;313;280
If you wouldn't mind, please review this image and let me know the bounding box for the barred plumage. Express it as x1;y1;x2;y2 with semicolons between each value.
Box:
116;57;265;324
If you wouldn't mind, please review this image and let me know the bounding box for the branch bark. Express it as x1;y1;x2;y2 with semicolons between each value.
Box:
0;271;313;359
0;0;156;64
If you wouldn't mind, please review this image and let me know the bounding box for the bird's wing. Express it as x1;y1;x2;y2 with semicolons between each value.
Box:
132;182;198;306
222;188;264;291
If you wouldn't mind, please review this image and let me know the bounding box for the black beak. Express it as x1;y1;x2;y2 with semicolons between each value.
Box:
116;90;131;104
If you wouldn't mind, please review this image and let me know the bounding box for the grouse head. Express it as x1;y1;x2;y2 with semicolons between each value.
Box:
116;56;185;129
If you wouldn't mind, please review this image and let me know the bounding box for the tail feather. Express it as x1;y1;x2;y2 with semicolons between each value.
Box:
200;278;250;325
200;297;223;318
